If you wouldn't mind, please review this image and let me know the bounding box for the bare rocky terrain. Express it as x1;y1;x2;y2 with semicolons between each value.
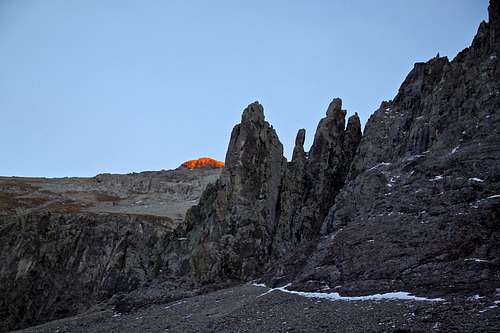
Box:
14;284;500;332
2;1;500;332
0;167;221;222
0;165;222;331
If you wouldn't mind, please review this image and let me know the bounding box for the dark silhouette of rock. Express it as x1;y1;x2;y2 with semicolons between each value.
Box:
294;0;500;296
187;102;286;283
185;98;362;283
271;100;362;259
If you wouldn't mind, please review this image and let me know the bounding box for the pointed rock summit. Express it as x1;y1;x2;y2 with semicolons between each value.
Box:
187;101;286;283
180;157;224;170
185;98;363;281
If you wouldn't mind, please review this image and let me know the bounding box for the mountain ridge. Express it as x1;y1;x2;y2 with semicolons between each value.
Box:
1;1;500;331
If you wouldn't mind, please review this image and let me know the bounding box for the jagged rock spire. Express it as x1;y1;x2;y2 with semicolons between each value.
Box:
292;128;306;162
188;101;285;283
490;0;500;52
272;98;362;256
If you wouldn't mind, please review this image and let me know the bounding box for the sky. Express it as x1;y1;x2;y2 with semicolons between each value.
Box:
0;0;489;177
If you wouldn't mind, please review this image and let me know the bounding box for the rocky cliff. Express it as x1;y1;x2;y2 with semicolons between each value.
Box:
184;0;500;295
187;102;286;283
185;99;362;283
0;212;176;331
1;1;500;332
0;167;221;332
290;2;500;295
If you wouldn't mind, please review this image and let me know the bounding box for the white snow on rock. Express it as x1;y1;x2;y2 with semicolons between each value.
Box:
369;162;391;171
429;175;444;181
464;258;489;263
468;294;484;300
252;283;445;302
487;194;500;199
163;300;187;309
451;146;459;154
469;178;485;182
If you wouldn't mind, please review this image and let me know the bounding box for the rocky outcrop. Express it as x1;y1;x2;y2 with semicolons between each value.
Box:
0;167;221;222
186;100;361;282
185;1;500;298
0;212;180;332
0;167;221;331
187;102;286;283
271;100;361;258
291;1;500;295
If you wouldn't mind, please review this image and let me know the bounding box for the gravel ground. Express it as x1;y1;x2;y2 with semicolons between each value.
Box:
16;284;500;333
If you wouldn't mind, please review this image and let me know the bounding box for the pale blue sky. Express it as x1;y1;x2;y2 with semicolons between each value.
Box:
0;0;488;177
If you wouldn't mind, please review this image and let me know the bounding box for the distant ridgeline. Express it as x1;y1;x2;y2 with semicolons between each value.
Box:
181;157;225;170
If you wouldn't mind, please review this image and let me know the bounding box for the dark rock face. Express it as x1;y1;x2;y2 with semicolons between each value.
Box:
186;100;361;282
186;1;500;296
295;2;500;295
0;166;222;332
188;102;286;283
272;101;361;258
0;212;179;332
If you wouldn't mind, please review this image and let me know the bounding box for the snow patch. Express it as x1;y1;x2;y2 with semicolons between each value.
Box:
487;194;500;199
451;146;459;154
164;300;187;309
464;258;489;263
469;178;485;182
253;283;444;302
429;175;444;181
479;304;499;313
369;162;391;171
468;294;483;300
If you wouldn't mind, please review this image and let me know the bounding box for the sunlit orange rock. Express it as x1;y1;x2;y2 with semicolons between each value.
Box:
181;157;224;170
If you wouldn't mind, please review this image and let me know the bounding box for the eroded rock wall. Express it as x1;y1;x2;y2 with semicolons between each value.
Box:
0;212;176;332
294;2;500;295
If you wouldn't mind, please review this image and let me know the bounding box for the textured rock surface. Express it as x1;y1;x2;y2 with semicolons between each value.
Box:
187;102;286;283
0;166;221;332
272;101;361;258
0;212;178;332
0;167;221;222
185;99;361;283
14;284;500;333
290;2;500;295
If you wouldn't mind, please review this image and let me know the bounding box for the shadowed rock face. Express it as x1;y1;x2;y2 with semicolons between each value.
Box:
187;102;286;283
186;0;500;294
272;101;361;258
290;1;500;295
186;100;362;283
0;168;221;332
0;212;177;332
